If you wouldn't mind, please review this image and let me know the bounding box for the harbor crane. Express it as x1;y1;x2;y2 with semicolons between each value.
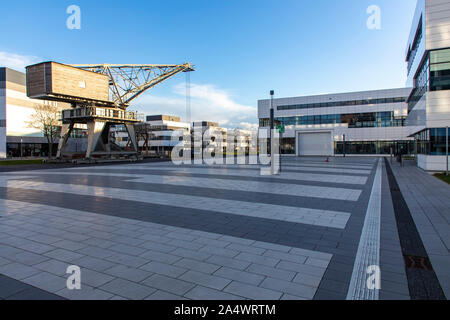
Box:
26;62;194;161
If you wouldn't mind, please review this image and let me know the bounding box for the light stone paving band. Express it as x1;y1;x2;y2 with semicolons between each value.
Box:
346;159;382;300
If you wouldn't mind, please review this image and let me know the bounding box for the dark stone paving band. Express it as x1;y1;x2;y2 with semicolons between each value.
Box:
0;274;64;300
62;168;365;189
11;174;360;213
151;164;370;177
384;159;446;300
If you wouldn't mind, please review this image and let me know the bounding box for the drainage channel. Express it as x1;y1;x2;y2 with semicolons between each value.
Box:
384;158;446;300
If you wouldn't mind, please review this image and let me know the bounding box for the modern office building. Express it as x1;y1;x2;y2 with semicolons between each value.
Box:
0;67;79;158
258;88;419;157
112;114;190;156
406;0;450;171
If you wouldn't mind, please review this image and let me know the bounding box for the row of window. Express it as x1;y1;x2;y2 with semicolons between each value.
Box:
259;112;405;128
277;97;406;111
277;139;415;155
415;128;449;156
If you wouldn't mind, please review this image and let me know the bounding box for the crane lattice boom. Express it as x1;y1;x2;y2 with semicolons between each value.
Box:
71;63;194;109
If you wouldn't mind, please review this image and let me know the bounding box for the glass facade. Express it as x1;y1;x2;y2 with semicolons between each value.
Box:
277;97;406;111
277;139;415;155
408;48;450;111
6;143;58;158
416;128;450;156
335;141;414;155
259;112;405;128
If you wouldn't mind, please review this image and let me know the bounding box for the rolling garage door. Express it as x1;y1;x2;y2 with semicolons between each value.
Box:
298;132;332;156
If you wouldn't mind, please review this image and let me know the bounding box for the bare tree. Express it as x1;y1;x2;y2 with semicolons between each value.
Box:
27;103;61;158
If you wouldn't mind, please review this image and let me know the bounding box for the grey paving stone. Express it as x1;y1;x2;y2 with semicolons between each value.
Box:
280;293;307;300
235;252;279;267
142;274;196;296
305;257;330;268
82;237;115;249
172;248;211;261
194;237;231;248
263;250;308;264
247;264;295;281
138;241;177;253
52;239;88;251
78;268;115;288
276;261;326;277
139;249;182;264
140;261;187;278
104;265;153;283
100;278;156;300
214;267;265;286
9;251;49;266
57;285;114;300
223;281;282;300
0;257;11;266
76;246;115;259
179;271;231;290
146;290;186;300
22;272;67;293
260;277;316;299
109;295;129;300
0;262;41;280
198;245;239;258
252;241;291;253
44;248;85;262
185;286;242;300
28;234;61;245
71;256;116;272
168;239;204;251
173;258;220;274
104;252;148;268
206;255;251;271
293;273;323;287
34;259;70;276
227;243;266;255
109;243;147;256
0;244;24;258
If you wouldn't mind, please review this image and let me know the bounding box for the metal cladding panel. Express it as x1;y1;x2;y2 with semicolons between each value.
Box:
298;132;332;156
26;62;110;103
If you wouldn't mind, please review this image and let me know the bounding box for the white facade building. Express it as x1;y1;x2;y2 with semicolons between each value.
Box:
258;88;419;157
406;0;450;171
113;115;190;156
0;67;73;159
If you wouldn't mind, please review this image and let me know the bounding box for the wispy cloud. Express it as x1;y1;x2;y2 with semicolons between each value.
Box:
0;51;41;72
134;83;257;129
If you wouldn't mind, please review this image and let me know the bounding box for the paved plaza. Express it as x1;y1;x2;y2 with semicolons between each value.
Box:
0;157;448;300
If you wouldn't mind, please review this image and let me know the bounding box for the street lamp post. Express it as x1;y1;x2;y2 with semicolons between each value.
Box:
343;134;346;158
270;90;275;175
20;138;23;158
446;126;448;176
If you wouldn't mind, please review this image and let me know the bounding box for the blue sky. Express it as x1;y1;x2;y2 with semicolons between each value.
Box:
0;0;417;129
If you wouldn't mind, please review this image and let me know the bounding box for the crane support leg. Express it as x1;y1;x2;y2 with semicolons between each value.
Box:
86;121;106;159
125;123;138;153
57;122;74;159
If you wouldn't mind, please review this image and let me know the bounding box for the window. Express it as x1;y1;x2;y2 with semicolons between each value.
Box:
415;128;450;155
430;48;450;91
277;97;406;111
